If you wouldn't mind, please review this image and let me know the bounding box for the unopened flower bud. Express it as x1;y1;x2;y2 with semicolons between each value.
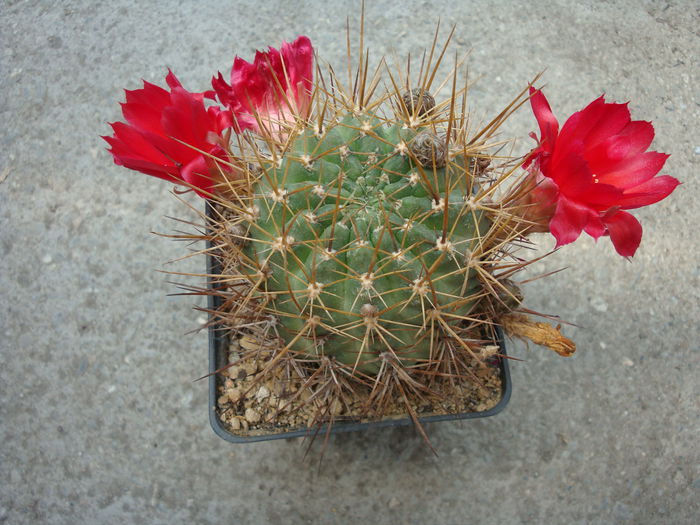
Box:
410;131;446;168
402;88;436;117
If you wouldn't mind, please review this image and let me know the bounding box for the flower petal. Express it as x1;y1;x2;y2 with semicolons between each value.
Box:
124;81;170;109
106;122;175;166
181;156;215;198
549;196;595;247
554;97;629;165
586;134;634;170
121;101;166;135
618;175;681;209
529;88;559;150
583;213;606;240
553;98;603;159
596;151;669;188
281;36;314;95
165;69;183;90
586;121;655;172
103;126;180;182
617;120;655;155
603;211;642;257
580;100;630;149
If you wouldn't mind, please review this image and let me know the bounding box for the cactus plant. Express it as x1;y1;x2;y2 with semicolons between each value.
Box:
194;31;533;435
103;18;678;440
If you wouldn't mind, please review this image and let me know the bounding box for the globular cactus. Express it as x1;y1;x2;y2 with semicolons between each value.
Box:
244;113;490;374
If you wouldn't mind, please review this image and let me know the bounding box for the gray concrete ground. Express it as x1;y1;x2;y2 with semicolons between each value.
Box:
1;1;698;523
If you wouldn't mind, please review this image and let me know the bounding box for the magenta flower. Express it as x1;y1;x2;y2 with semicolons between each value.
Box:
211;36;314;138
103;71;234;197
522;88;679;256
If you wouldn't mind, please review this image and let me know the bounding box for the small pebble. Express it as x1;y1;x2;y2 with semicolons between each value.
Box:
622;357;634;367
42;254;53;264
218;394;229;405
388;497;400;509
256;386;271;402
694;146;700;155
227;388;242;403
230;417;241;431
330;399;343;416
245;408;261;424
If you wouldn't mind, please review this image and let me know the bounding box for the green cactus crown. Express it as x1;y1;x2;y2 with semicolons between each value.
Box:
246;113;496;374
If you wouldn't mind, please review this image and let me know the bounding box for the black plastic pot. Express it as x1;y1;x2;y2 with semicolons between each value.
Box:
206;205;512;443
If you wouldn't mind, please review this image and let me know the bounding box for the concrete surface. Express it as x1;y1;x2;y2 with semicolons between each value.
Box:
1;1;698;523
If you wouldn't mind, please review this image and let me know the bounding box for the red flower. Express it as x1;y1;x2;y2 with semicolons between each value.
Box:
523;88;679;256
211;36;314;138
103;71;234;198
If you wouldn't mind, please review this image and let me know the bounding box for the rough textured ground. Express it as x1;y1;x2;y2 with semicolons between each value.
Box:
1;1;698;524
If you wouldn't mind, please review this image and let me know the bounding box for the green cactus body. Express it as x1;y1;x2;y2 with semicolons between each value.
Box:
248;113;488;374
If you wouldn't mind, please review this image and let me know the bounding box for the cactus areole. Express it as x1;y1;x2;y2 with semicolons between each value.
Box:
249;115;488;373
